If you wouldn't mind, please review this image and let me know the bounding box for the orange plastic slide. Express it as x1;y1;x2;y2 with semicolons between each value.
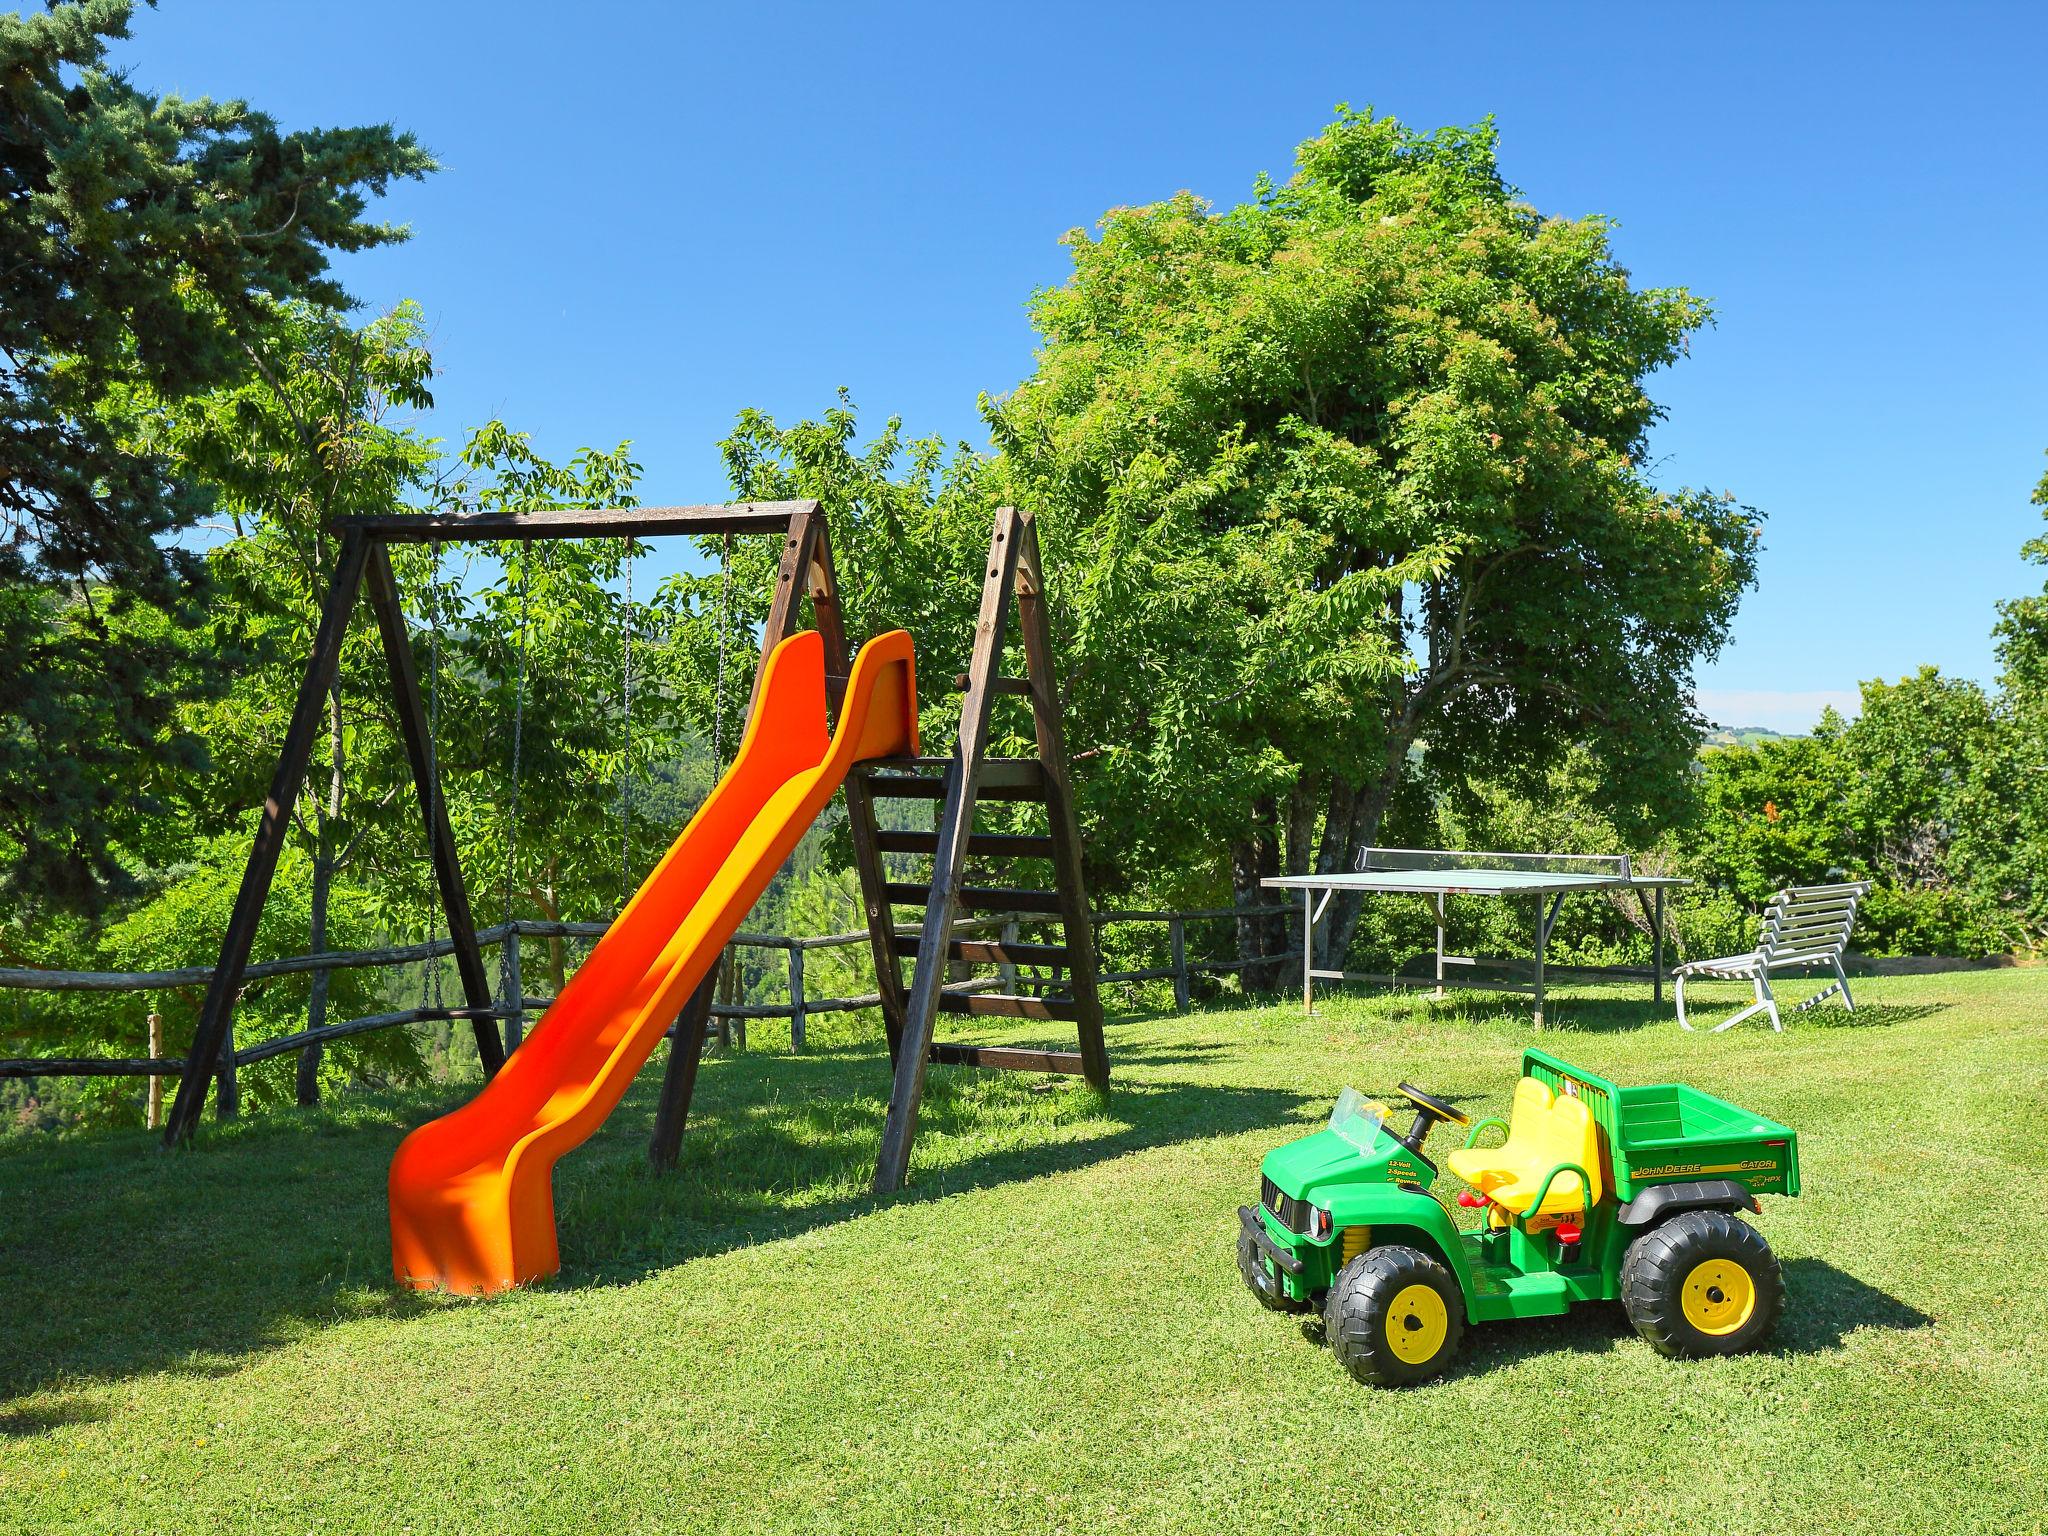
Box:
389;627;918;1293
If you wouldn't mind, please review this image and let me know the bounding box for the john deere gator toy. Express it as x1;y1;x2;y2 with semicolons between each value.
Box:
1237;1047;1799;1386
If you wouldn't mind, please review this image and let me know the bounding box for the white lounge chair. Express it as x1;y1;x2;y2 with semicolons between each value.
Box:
1674;881;1870;1032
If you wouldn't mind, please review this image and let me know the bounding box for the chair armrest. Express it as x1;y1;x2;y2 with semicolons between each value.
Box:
1462;1117;1510;1151
1517;1161;1593;1220
1674;954;1760;977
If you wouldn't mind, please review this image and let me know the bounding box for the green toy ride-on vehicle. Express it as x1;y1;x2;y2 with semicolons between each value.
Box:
1237;1047;1800;1386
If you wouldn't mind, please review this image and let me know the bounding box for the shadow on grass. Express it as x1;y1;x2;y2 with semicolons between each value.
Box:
1360;987;1951;1036
1775;1257;1932;1348
1796;1002;1946;1029
553;1047;1308;1289
0;1396;108;1438
1416;1255;1933;1383
0;1040;1307;1414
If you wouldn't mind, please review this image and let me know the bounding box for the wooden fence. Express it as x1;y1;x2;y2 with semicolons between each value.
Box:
0;905;1296;1099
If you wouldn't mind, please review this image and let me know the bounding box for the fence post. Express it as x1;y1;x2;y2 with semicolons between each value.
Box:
1169;917;1189;1012
715;947;739;1051
501;933;525;1053
788;942;806;1055
998;919;1019;994
146;1010;164;1131
215;1013;238;1120
295;964;328;1108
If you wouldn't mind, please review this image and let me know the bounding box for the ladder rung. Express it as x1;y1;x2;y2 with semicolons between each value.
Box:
874;830;1056;859
890;935;1071;967
975;759;1044;789
928;1041;1085;1072
861;775;946;800
952;674;1033;695
858;756;1044;791
886;884;1065;914
855;770;1045;802
938;992;1079;1022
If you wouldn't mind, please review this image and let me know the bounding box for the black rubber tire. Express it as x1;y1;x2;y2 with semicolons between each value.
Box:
1621;1208;1784;1359
1238;1224;1307;1312
1325;1244;1464;1387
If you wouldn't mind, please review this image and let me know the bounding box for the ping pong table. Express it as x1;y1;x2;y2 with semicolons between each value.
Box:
1264;849;1690;1028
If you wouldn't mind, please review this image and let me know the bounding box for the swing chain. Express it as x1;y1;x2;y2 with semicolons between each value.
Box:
619;539;633;913
421;539;444;1014
500;551;530;1006
713;531;732;772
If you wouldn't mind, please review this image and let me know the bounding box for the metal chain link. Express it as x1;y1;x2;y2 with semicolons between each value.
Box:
421;539;444;1014
619;542;633;912
500;553;530;1002
713;532;731;772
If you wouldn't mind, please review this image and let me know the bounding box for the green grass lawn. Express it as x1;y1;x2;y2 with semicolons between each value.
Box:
4;969;2046;1534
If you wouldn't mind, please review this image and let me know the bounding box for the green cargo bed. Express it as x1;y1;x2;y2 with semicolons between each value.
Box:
1523;1047;1800;1200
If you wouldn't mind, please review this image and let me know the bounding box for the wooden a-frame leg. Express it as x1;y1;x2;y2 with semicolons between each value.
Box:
364;543;503;1075
166;533;373;1146
648;976;716;1170
805;525;909;1062
873;509;1024;1193
1014;513;1108;1092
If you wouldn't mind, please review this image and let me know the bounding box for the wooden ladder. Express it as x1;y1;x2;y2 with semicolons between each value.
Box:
860;505;1110;1192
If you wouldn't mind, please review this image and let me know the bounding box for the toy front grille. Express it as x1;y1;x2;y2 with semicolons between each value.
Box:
1261;1175;1311;1234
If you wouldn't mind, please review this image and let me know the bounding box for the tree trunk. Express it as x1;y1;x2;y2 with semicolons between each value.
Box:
1315;775;1357;876
1319;734;1415;968
1230;832;1268;988
1252;796;1285;988
296;687;345;1106
1274;777;1316;970
1230;798;1287;991
531;865;567;992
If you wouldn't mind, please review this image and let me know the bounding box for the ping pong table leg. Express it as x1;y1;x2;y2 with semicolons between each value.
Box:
1532;894;1546;1030
1652;885;1666;1004
1302;888;1314;1015
1434;891;1446;1000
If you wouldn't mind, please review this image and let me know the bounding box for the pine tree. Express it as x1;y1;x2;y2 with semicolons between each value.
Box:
0;0;433;912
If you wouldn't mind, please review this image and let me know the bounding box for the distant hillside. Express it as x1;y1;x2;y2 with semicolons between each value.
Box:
1703;724;1797;748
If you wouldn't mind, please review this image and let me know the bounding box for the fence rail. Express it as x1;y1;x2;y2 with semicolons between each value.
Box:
0;905;1297;1088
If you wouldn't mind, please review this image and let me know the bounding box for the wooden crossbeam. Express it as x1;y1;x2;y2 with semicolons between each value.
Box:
330;502;815;542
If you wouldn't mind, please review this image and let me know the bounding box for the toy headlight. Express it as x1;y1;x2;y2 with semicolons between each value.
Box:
1308;1205;1334;1241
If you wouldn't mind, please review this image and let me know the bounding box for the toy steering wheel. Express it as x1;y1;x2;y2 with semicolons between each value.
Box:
1392;1083;1470;1161
1397;1083;1471;1129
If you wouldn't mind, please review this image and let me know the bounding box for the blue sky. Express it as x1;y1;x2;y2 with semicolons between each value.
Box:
113;1;2046;731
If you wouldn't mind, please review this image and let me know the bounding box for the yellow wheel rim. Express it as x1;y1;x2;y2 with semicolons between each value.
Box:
1385;1282;1449;1364
1680;1258;1757;1335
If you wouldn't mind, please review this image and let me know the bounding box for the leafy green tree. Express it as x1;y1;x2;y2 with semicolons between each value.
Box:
432;426;663;994
985;107;1760;976
128;300;440;1097
721;112;1760;989
1679;728;1858;911
1841;668;1998;888
0;0;432;914
95;835;403;1117
1684;691;2018;959
1982;457;2048;942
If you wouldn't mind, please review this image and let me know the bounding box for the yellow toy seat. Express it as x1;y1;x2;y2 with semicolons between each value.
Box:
1445;1078;1554;1194
1447;1080;1605;1219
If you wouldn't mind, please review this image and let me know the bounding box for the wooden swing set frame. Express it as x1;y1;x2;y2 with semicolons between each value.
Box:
163;500;1107;1195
